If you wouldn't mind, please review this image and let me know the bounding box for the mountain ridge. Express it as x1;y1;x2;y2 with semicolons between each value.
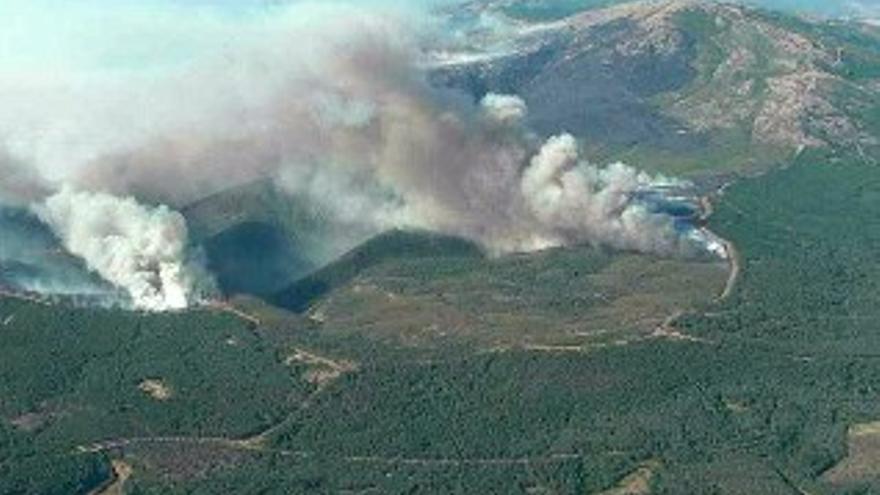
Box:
435;0;880;174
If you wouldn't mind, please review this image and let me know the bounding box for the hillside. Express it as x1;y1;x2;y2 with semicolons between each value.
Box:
271;229;725;348
434;0;880;174
182;179;384;298
4;148;880;493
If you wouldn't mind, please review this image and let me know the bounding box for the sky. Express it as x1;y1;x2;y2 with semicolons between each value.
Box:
748;0;879;18
0;0;875;79
0;0;452;73
0;0;876;91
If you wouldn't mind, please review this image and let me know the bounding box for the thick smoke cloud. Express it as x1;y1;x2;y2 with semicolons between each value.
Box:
0;151;50;207
34;188;212;311
521;134;687;254
0;0;704;310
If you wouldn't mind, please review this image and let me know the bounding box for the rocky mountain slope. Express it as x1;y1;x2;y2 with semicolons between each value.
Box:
433;0;880;174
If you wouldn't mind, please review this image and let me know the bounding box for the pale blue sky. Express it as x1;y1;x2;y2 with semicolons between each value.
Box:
144;0;880;17
749;0;879;18
1;0;875;73
0;0;457;72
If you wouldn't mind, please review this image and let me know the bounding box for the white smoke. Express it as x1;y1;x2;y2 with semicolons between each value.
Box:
34;188;210;311
520;134;687;254
480;93;528;125
0;1;709;309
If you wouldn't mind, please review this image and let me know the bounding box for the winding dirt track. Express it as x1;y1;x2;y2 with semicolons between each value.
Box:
718;237;741;302
79;435;581;467
208;301;262;327
88;460;132;495
700;190;741;302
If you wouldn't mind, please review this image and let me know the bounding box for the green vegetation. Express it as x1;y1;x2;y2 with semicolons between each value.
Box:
0;299;316;494
675;150;880;492
4;150;880;493
0;421;108;495
0;302;309;443
273;229;724;348
88;150;880;494
603;127;788;177
679;149;880;352
272;229;484;313
0;226;725;493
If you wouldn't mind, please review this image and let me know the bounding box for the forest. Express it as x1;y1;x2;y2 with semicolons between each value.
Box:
2;150;880;493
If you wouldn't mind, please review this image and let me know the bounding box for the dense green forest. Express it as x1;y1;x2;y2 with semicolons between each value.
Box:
128;152;880;494
3;150;880;493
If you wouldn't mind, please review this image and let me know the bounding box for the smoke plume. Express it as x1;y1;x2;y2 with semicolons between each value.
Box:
34;188;211;311
0;0;706;310
520;134;687;254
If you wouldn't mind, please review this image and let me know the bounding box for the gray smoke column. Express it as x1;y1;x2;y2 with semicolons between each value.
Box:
0;150;50;207
0;1;708;309
34;188;211;311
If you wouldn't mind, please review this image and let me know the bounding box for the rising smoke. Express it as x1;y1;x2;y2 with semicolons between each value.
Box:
520;134;689;254
34;188;212;311
0;1;704;310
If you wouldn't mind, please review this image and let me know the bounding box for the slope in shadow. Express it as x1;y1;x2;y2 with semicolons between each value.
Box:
202;221;314;297
271;230;484;313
